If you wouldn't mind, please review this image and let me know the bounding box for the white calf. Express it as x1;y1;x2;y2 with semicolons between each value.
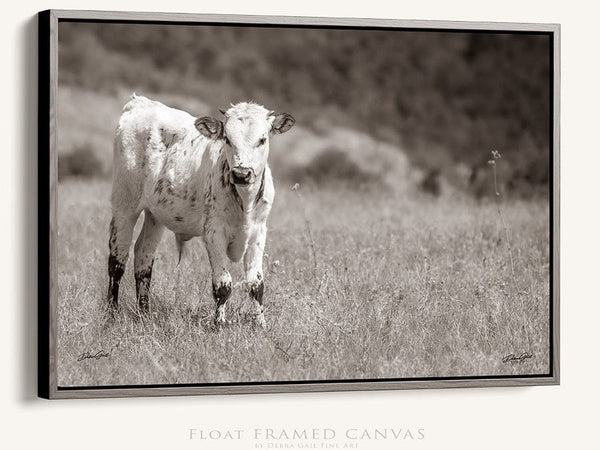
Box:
107;95;295;327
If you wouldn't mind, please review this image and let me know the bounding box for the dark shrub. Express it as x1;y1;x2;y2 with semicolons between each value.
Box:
289;147;380;188
58;145;104;180
420;168;441;196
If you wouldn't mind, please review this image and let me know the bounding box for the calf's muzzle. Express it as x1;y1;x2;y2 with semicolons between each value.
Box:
231;167;254;185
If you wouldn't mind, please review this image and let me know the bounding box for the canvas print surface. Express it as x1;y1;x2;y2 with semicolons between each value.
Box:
55;20;553;388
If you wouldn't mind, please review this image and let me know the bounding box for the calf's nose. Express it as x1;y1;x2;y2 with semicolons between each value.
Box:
231;167;253;185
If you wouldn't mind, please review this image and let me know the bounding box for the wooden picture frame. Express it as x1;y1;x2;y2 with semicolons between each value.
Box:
38;9;560;399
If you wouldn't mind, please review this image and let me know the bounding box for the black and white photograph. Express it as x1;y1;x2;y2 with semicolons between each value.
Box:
40;11;557;396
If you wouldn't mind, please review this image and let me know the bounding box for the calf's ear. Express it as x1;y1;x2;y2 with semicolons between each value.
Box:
195;117;223;140
271;113;295;135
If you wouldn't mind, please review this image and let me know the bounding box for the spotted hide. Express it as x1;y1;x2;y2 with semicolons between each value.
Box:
107;94;295;328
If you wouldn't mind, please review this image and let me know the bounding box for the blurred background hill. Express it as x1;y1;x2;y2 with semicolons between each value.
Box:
58;21;550;197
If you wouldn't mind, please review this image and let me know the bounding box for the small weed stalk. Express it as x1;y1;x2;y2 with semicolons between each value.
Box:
488;150;516;281
291;183;319;277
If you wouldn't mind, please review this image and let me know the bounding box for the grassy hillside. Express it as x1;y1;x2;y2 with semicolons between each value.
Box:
58;86;421;194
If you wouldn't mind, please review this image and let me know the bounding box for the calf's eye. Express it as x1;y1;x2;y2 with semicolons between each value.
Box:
224;136;231;146
257;137;266;147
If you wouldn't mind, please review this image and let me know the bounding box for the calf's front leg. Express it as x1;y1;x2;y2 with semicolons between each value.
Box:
205;228;232;328
244;224;267;328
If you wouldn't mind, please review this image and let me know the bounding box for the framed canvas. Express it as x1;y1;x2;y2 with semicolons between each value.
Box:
38;9;560;399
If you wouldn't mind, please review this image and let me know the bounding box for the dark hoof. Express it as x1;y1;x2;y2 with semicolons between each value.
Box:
138;297;150;314
107;297;118;309
102;304;118;328
252;314;267;330
212;318;226;332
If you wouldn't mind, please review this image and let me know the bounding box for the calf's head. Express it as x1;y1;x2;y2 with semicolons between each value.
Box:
195;102;295;186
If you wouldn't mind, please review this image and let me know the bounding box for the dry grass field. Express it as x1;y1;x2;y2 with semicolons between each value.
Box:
56;175;549;387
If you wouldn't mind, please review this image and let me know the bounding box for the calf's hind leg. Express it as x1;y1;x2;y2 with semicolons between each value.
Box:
107;214;137;309
134;210;165;312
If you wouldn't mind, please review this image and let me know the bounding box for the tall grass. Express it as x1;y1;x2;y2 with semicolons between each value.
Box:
56;179;549;386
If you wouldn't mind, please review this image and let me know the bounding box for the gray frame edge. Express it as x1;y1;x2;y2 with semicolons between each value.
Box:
39;9;60;400
48;8;560;31
40;9;560;400
552;25;561;386
50;377;559;400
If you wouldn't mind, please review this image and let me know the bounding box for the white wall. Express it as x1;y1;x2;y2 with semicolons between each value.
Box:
3;0;598;448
